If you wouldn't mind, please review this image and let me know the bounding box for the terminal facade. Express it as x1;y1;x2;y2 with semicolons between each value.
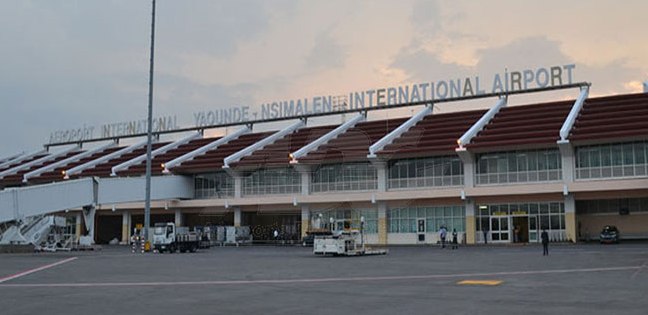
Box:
1;87;647;245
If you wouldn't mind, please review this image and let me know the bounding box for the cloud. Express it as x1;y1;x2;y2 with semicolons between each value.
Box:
303;31;347;71
389;35;645;111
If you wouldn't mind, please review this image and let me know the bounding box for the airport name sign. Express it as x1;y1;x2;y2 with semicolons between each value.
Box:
194;64;576;126
49;64;576;144
49;116;179;144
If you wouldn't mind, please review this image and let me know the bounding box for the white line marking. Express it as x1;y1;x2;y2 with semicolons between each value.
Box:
631;260;647;280
0;265;640;288
0;257;78;284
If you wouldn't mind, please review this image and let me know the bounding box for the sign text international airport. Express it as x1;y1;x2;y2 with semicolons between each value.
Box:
49;64;576;144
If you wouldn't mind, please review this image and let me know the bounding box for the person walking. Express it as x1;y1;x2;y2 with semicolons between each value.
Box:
451;228;458;250
541;229;549;256
439;226;447;249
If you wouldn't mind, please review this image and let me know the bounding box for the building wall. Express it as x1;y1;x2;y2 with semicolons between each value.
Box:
578;213;648;241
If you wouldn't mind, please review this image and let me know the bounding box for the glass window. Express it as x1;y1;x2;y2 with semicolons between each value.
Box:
243;167;300;196
193;172;234;199
576;141;648;179
312;162;377;193
476;149;561;185
635;143;646;164
388;156;463;189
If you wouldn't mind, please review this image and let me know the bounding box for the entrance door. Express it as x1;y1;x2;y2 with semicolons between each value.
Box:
512;216;529;243
416;218;426;242
490;216;510;243
528;216;539;242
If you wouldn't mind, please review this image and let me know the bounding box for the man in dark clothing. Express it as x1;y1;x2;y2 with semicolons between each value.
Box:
451;228;458;250
541;229;549;256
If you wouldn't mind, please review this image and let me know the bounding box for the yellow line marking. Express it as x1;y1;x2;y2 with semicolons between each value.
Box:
457;280;502;286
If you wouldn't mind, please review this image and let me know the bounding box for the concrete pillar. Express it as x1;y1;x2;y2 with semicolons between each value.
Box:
301;172;310;195
234;176;242;198
174;209;183;227
293;165;311;196
372;160;388;192
301;205;310;238
564;194;577;243
121;211;131;245
377;202;387;245
464;199;476;244
558;141;575;183
234;207;242;227
456;148;475;188
75;212;82;242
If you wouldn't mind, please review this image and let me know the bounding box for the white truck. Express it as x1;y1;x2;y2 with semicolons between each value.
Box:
153;222;200;253
313;230;387;256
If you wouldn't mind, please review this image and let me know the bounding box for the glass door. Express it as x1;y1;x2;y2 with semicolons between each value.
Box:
490;216;510;243
528;215;538;242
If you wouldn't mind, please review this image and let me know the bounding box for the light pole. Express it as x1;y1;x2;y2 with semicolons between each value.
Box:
360;216;365;249
143;0;156;250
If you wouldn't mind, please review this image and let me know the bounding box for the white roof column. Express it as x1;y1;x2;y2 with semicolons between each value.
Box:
64;139;152;179
223;120;305;169
557;86;589;191
457;96;507;149
558;86;589;143
0;146;80;179
289;113;365;163
23;142;116;182
111;132;201;176
0;152;24;165
0;150;47;171
162;127;251;173
367;104;433;158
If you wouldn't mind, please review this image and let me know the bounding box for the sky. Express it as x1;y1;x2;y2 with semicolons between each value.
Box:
1;0;647;158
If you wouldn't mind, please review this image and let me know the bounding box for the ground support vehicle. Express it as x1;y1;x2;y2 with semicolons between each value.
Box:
153;222;200;253
302;228;332;247
313;230;387;256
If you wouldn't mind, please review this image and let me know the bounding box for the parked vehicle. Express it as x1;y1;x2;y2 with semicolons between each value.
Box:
600;225;619;244
153;222;200;253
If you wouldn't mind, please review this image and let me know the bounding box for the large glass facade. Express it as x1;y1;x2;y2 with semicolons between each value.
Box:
476;149;562;185
576;141;648;179
311;162;377;193
388;156;463;189
311;209;378;233
194;172;234;199
242;167;301;196
388;205;464;233
475;202;565;243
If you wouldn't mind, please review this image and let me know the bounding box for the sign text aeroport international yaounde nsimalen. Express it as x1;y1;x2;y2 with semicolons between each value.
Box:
49;64;576;144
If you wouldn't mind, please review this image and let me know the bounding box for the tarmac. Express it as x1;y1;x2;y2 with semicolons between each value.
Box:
0;243;647;315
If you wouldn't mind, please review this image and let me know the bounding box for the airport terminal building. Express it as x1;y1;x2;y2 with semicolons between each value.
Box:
1;85;647;246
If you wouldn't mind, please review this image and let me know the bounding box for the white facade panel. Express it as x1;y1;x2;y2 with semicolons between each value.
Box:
97;175;193;204
0;178;95;222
